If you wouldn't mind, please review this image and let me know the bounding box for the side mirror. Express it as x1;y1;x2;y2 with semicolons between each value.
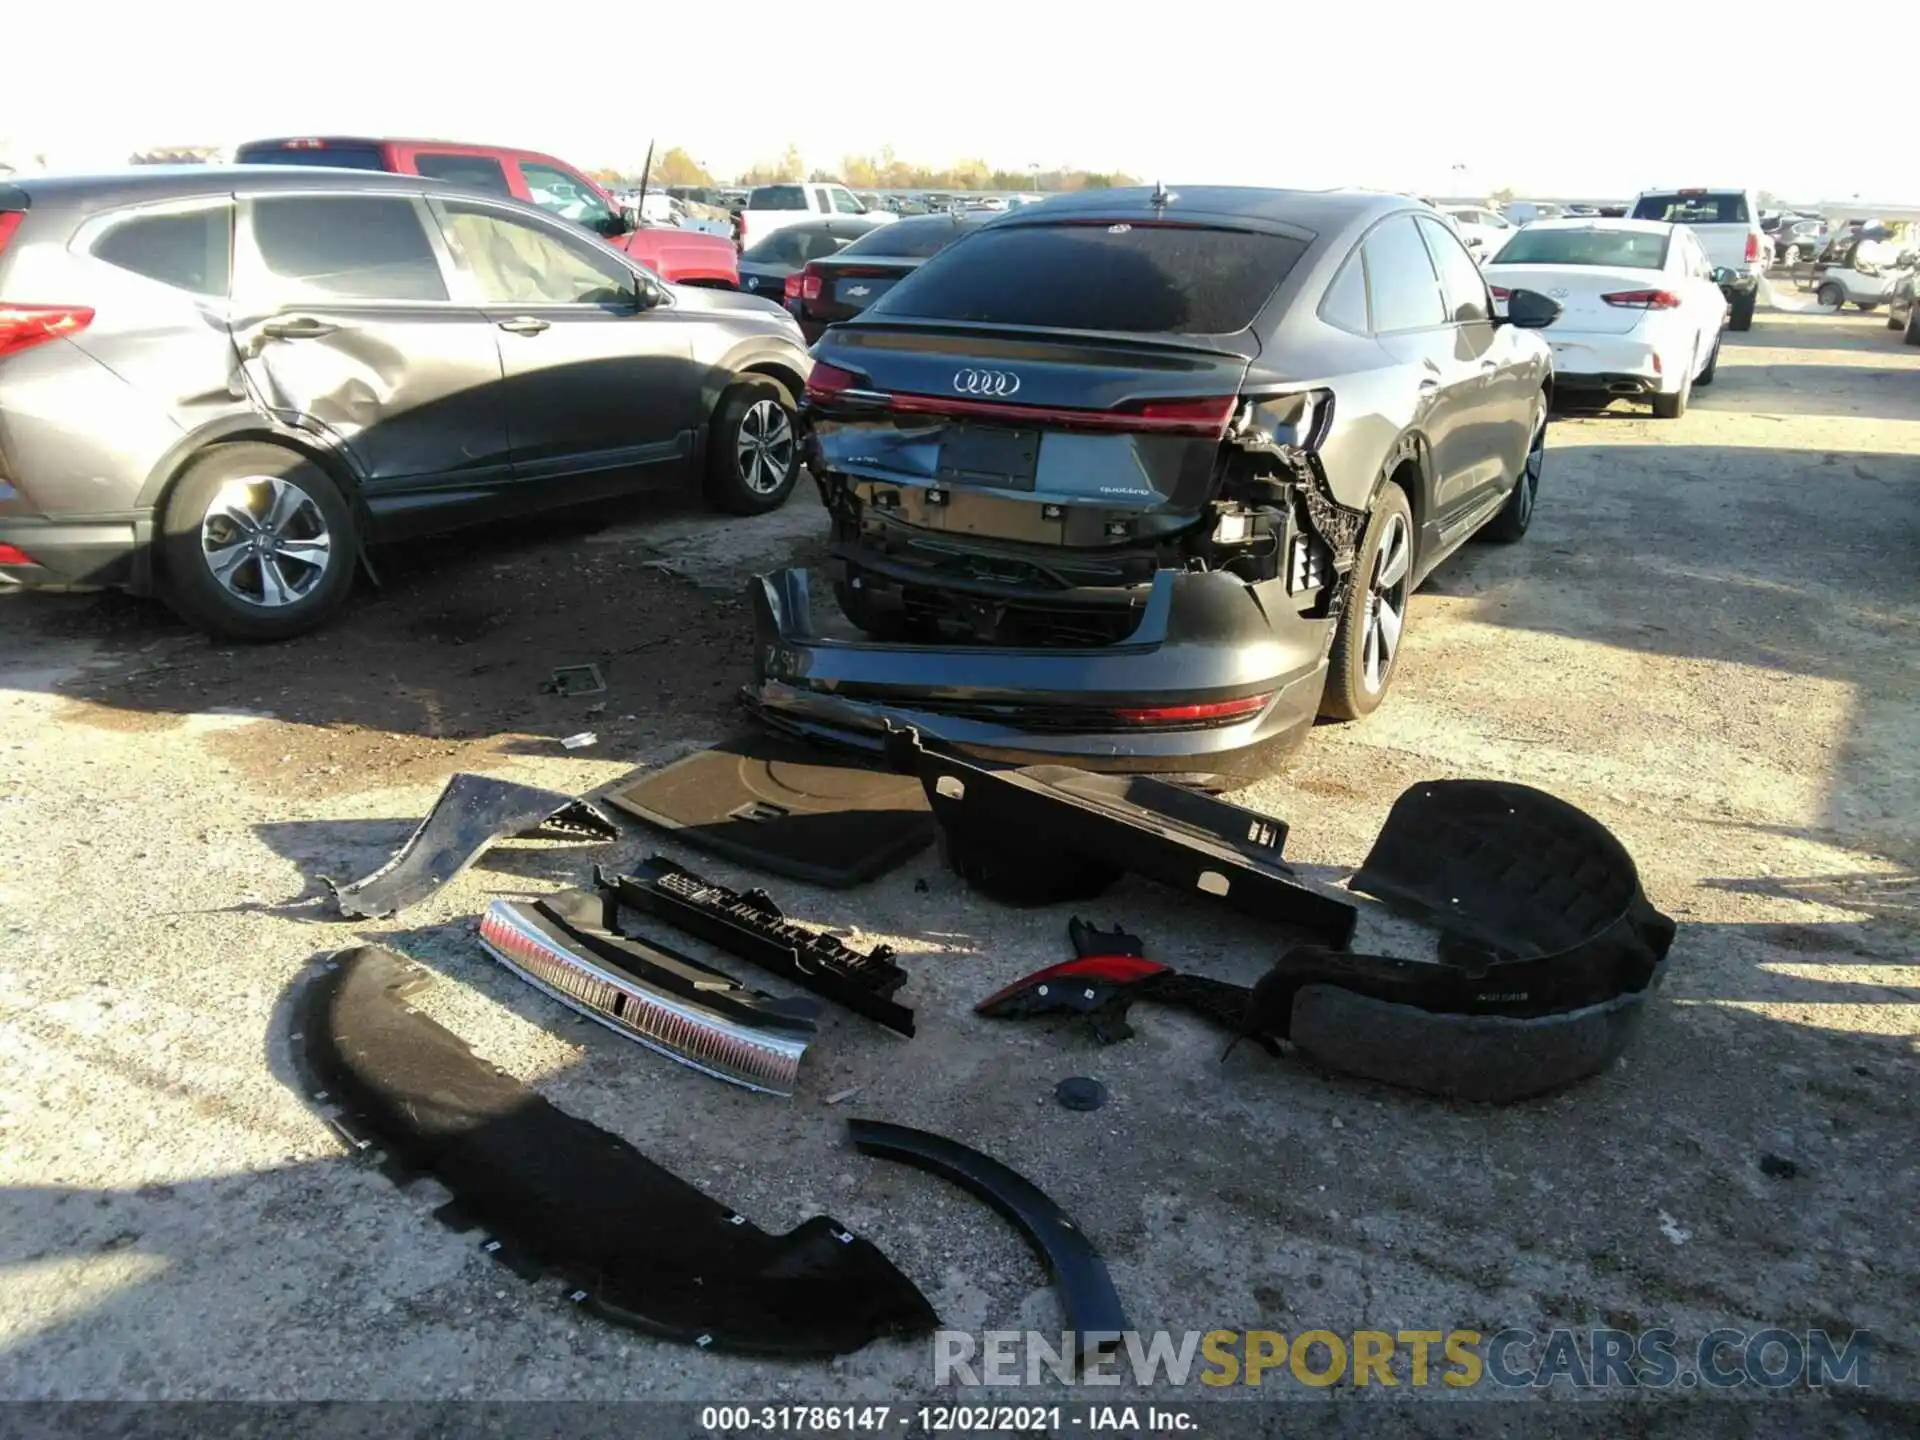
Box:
1501;287;1562;329
598;210;635;238
1709;266;1738;285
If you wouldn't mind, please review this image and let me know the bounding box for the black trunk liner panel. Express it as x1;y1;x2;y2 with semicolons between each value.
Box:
605;733;935;888
289;946;937;1355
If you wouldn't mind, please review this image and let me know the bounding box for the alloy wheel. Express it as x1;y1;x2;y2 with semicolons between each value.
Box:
199;475;333;608
1360;511;1411;694
736;398;795;495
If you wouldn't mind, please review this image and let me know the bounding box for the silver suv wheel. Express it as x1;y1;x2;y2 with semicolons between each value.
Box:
200;475;334;608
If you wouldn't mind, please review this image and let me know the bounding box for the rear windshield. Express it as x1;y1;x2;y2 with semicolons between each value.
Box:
234;142;387;171
1630;192;1750;224
749;185;807;211
1491;228;1671;269
870;222;1308;334
840;217;968;259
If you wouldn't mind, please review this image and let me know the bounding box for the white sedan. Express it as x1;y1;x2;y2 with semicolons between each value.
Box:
1484;218;1730;418
1443;204;1517;263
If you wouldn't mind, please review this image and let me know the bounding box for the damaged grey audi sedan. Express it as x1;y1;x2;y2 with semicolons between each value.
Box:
747;186;1560;782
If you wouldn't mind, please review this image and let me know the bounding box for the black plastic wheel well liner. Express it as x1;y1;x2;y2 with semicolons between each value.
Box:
291;946;935;1356
848;1119;1127;1369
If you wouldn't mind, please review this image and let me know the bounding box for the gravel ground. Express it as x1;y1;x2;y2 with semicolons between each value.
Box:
1;296;1914;1418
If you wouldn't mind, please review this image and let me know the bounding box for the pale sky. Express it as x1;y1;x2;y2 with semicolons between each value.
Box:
4;1;1907;205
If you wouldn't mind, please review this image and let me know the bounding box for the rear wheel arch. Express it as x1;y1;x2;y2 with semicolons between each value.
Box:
144;432;366;585
739;360;807;407
1369;432;1432;561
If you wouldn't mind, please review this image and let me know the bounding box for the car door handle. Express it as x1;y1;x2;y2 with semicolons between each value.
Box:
260;317;337;341
497;316;551;336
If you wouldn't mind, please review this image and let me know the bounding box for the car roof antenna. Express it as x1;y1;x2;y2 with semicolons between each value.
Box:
1150;180;1176;209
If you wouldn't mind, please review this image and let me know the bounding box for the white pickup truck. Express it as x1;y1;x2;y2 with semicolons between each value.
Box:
1629;188;1766;330
737;181;894;250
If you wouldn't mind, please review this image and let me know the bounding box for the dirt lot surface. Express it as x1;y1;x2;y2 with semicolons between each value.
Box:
2;294;1915;1421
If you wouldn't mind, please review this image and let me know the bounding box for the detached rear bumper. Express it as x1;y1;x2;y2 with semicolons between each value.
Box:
742;567;1330;781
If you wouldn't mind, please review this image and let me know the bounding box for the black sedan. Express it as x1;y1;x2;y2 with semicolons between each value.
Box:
789;213;988;342
736;218;885;303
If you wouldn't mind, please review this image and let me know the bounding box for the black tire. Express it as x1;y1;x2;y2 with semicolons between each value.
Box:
157;443;356;641
1696;333;1720;385
1319;481;1414;722
1856;302;1879;313
1816;282;1844;309
1905;306;1920;347
1651;347;1693;418
703;377;800;515
1484;396;1546;543
1887;307;1903;330
1728;290;1756;331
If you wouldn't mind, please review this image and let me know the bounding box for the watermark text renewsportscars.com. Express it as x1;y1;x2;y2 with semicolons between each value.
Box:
934;1327;1874;1390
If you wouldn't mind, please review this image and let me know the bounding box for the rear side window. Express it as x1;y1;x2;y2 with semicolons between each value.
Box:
1318;249;1369;333
750;185;806;211
1631;192;1750;225
830;188;864;215
520;162;613;230
841;218;964;259
1361;215;1447;331
872;223;1307;334
93;206;232;297
413;153;512;196
742;228;805;265
1416;215;1490;323
235;142;387;170
797;228;858;262
249;195;448;302
1491;228;1670;269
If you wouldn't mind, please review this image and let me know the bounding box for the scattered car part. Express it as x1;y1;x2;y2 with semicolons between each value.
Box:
289;946;937;1354
1245;780;1678;1101
603;733;934;888
324;773;619;920
478;891;820;1096
541;663;606;698
890;730;1357;945
1054;1077;1108;1112
847;1119;1126;1369
560;732;598;750
598;857;915;1036
978;953;1258;1047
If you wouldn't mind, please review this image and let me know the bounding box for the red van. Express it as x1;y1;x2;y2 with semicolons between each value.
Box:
233;137;738;288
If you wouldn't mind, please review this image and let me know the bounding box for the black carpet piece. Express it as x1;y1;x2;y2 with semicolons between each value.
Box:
605;733;934;888
289;946;937;1355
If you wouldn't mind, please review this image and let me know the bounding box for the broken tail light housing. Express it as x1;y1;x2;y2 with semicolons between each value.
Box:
801;263;824;301
804;360;864;404
1601;290;1681;310
0;543;39;567
0;303;95;362
885;390;1236;437
783;270;803;301
478;899;813;1095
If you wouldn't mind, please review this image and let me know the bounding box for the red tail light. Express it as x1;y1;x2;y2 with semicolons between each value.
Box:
1489;285;1512;300
0;212;23;255
0;543;40;567
0;304;95;361
804;361;861;403
783;271;803;301
1110;692;1272;725
1745;232;1760;263
1600;289;1681;310
800;263;823;301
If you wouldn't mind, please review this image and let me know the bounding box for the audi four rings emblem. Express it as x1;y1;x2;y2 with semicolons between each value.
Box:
953;368;1022;397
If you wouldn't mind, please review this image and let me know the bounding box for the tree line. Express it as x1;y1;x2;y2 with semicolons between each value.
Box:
624;145;1135;193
